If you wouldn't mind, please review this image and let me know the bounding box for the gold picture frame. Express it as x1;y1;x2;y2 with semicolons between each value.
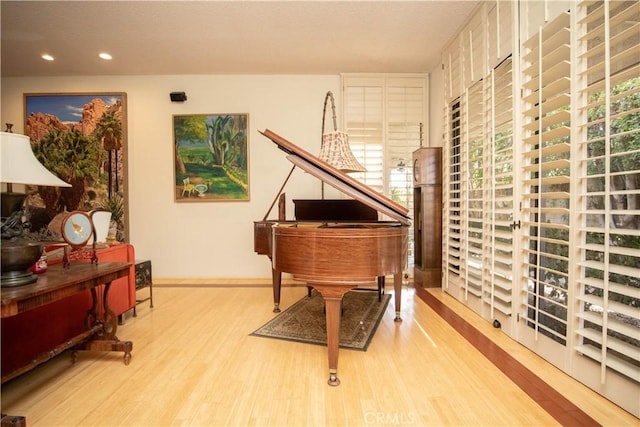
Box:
24;92;128;242
173;113;249;202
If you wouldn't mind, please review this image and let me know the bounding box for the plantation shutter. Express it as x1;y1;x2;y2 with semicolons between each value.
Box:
486;0;513;69
574;0;640;385
462;80;485;305
441;31;466;295
462;13;486;89
443;56;515;324
386;80;426;218
520;11;572;346
343;78;385;193
485;57;514;317
342;75;427;268
441;0;639;414
444;99;463;288
343;76;426;195
443;35;463;101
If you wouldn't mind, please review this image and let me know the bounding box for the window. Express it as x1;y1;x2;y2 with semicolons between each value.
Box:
443;59;515;323
343;75;428;268
464;80;485;301
445;99;462;282
520;11;572;347
486;57;515;318
574;0;640;386
441;0;640;415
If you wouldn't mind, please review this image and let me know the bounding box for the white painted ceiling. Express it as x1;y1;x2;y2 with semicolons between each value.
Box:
1;1;479;77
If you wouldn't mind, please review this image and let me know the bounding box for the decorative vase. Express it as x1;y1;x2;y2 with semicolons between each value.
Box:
90;211;112;244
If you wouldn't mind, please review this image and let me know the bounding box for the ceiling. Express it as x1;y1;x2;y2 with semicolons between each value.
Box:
1;1;479;78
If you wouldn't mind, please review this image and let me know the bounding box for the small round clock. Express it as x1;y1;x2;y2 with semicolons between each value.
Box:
61;211;95;248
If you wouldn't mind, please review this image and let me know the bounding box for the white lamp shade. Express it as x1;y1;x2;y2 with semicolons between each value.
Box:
0;132;71;187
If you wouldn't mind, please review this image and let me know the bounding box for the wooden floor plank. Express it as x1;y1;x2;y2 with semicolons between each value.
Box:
415;286;601;426
0;284;636;426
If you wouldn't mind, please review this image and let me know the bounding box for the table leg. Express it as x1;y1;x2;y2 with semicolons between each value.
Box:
75;279;133;365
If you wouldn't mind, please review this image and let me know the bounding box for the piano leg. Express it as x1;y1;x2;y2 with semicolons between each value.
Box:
272;268;282;313
393;272;403;322
377;276;385;302
311;285;352;387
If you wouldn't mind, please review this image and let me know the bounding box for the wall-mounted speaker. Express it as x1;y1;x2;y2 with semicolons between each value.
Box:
170;92;187;102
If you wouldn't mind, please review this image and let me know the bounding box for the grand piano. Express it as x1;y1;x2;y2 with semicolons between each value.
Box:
254;129;410;386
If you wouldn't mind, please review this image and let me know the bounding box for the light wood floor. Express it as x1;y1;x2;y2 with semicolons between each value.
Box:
1;284;637;426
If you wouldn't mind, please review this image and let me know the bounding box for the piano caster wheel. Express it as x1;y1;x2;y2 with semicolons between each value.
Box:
328;373;340;386
273;305;281;313
394;314;402;322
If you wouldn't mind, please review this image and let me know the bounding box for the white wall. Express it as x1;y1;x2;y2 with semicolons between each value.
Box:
427;68;444;148
1;74;341;281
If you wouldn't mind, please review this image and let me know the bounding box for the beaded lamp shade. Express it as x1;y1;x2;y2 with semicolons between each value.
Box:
318;130;366;173
318;91;366;173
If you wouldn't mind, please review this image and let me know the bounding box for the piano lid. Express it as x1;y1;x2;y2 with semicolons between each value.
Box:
260;129;411;226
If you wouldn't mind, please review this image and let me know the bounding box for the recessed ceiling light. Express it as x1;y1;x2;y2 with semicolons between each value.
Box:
99;52;112;60
41;54;54;61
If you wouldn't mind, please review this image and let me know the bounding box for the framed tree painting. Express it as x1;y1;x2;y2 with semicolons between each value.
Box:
24;92;128;242
173;114;249;202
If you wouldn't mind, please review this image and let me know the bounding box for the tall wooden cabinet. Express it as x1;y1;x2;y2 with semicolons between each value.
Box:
412;147;442;288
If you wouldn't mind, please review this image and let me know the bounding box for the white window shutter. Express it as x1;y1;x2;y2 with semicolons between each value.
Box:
574;0;640;386
342;75;428;269
520;11;572;345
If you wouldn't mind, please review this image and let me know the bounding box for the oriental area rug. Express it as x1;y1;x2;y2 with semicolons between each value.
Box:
250;290;391;351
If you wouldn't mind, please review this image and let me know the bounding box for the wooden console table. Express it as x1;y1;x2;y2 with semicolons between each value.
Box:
0;262;133;383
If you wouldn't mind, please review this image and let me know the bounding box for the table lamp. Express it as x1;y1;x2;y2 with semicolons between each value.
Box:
1;129;71;287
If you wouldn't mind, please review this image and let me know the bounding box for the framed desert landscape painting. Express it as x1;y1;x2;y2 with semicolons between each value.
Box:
173;113;249;202
24;92;128;242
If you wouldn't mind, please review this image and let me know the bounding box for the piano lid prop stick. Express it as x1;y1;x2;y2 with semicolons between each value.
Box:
262;165;296;221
